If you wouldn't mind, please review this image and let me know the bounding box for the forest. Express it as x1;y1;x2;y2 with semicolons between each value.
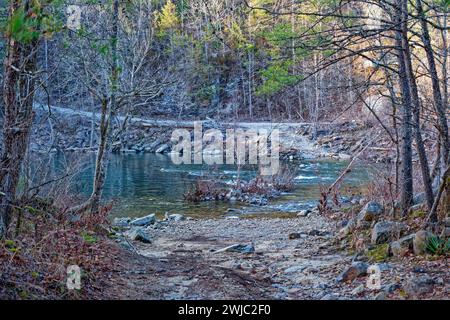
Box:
0;0;448;301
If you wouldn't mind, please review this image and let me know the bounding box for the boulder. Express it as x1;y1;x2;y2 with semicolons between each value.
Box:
357;201;384;225
413;192;427;205
389;234;415;257
371;221;407;244
126;228;151;243
413;230;434;256
337;218;356;239
336;262;368;282
130;214;156;227
403;275;435;297
297;209;312;217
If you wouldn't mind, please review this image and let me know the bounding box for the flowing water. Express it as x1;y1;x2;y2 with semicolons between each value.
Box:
62;153;370;219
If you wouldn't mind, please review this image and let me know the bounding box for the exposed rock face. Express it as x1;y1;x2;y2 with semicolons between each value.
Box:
371;221;407;244
130;214;156;227
389;234;415;257
413;230;434;256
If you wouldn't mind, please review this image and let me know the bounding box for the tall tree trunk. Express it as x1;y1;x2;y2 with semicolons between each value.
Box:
394;0;414;216
416;0;450;220
89;0;120;213
403;40;434;210
70;0;119;215
0;0;39;238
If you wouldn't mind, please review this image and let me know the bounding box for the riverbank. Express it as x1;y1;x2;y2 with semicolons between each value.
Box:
29;105;395;163
106;215;448;300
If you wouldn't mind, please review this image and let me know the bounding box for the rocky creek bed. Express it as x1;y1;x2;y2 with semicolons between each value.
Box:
106;213;449;300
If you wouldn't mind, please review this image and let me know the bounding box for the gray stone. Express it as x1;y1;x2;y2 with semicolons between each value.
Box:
371;221;407;244
126;228;151;243
357;201;384;225
165;213;186;222
289;233;301;240
413;192;427;205
337;262;368;282
112;217;131;228
225;215;240;220
155;144;170;153
413;230;434;256
337;218;356;239
403;275;435;297
382;282;400;293
389;234;415;257
214;243;255;254
284;265;306;274
130;214;156;227
297;209;312;217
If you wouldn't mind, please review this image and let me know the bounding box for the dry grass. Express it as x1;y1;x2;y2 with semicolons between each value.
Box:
0;201;120;300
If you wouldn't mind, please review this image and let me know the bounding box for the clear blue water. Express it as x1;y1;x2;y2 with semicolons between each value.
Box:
62;153;369;219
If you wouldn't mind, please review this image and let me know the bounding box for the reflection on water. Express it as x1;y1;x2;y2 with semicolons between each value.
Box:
61;153;370;219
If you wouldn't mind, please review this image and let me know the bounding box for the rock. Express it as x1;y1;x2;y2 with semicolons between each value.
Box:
214;243;255;254
126;228;151;243
225;215;240;220
351;284;365;295
413;192;427;205
357;201;384;226
155;144;170;153
297;209;312;217
413;230;434;256
165;213;186;222
403;275;435;297
289;233;301;240
389;234;415;257
382;282;400;293
284;265;306;274
337;262;368;282
112;217;131;228
337;218;356;239
409;203;424;214
371;221;407;244
118;239;135;251
130;214;156;227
